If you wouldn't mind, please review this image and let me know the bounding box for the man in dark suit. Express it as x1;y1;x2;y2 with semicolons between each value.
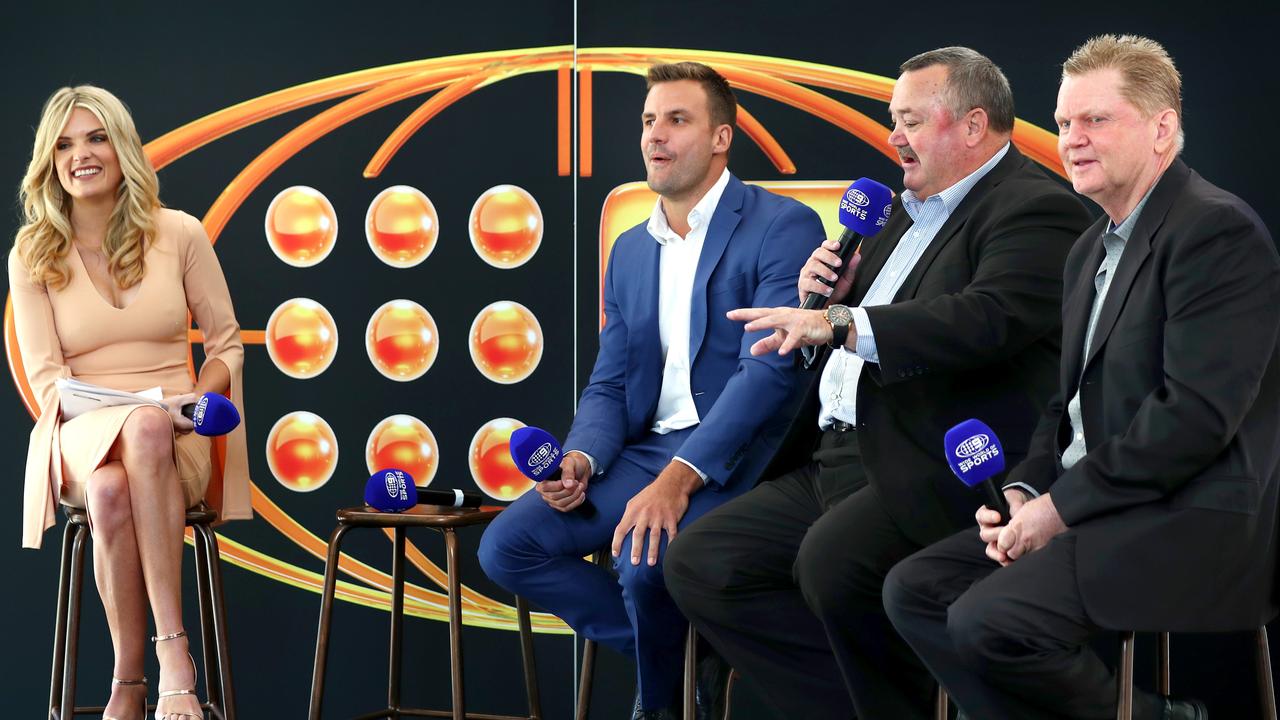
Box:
478;62;822;719
884;35;1280;720
663;47;1091;718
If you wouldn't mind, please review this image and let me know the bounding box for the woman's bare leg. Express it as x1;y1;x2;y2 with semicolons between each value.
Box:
113;407;201;719
85;460;148;719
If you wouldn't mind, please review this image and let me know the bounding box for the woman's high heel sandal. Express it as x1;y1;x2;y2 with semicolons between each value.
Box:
152;630;203;720
103;675;147;720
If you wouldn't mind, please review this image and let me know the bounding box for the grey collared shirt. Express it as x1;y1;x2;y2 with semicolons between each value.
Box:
1059;186;1157;470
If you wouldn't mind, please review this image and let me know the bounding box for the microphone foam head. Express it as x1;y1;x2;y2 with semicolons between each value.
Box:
191;392;241;437
508;426;562;483
837;178;894;237
943;419;1006;487
365;468;418;512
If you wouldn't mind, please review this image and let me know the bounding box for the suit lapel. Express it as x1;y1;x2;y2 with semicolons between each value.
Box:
1079;161;1189;374
893;146;1024;303
633;232;662;371
850;198;908;305
1061;217;1109;388
689;175;744;360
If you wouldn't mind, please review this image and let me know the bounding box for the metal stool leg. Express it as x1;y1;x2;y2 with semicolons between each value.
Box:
444;528;465;720
575;551;608;720
1157;632;1170;698
193;526;219;715
575;633;597;720
683;624;697;719
724;672;737;720
515;595;542;719
1257;626;1277;720
935;685;949;720
61;523;89;717
389;527;408;716
1116;631;1136;720
50;519;78;719
199;523;236;720
308;523;352;720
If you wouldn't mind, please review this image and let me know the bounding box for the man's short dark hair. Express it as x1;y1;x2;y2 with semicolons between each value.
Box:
646;62;738;129
900;47;1015;134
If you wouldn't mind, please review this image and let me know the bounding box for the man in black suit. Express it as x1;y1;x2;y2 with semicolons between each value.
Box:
662;47;1091;719
883;35;1280;720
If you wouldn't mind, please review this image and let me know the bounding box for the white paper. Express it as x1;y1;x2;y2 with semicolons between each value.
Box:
56;378;165;421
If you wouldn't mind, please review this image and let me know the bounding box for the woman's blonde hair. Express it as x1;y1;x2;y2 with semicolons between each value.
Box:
14;85;160;289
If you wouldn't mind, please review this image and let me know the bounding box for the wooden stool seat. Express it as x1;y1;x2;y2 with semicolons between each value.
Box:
308;504;542;720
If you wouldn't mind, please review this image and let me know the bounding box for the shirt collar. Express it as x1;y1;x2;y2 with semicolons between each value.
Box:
901;142;1011;221
647;167;732;245
1105;180;1159;241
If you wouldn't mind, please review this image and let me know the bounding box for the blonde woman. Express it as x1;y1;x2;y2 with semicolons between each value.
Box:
9;86;250;720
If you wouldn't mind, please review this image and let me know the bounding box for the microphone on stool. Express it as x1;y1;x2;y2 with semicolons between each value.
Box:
364;468;484;512
365;469;418;512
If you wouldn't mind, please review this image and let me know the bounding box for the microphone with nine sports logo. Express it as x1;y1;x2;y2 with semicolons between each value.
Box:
508;426;598;518
181;392;241;437
364;468;483;512
943;418;1010;523
800;177;895;310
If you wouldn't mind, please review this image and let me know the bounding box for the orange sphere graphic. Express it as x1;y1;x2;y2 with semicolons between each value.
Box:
265;186;338;267
365;185;438;268
469;417;532;501
266;411;339;492
469;301;543;384
366;414;439;487
266;298;339;379
365;300;438;381
469;184;543;269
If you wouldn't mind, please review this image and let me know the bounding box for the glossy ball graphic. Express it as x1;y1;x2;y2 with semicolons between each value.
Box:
265;186;338;267
366;185;438;268
366;414;439;487
469;301;543;384
468;417;532;501
469;184;543;269
266;411;339;492
365;300;438;381
266;298;338;379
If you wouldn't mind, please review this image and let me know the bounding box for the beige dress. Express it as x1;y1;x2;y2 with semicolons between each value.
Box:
10;208;251;549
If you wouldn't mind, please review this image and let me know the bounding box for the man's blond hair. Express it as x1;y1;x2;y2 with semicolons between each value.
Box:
1063;34;1184;151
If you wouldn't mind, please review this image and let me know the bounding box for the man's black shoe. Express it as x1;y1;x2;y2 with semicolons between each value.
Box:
694;651;731;720
1163;697;1208;720
631;690;678;720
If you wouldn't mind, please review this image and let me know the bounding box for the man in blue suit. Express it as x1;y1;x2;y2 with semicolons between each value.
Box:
479;61;822;719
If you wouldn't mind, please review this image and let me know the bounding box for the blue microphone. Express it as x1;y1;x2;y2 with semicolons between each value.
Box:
800;177;895;310
365;468;418;512
182;392;241;437
943;419;1010;522
509;426;598;518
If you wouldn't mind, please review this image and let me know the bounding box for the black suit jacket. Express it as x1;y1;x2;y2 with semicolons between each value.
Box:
1009;159;1280;631
764;145;1092;546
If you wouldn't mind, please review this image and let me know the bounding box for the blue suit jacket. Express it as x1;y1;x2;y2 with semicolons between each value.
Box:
565;174;823;488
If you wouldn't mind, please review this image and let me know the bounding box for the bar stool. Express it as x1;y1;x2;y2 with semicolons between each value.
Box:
307;504;542;720
1115;628;1278;720
573;551;737;720
49;503;236;720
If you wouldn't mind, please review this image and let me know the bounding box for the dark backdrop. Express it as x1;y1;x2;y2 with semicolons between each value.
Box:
3;1;1278;717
